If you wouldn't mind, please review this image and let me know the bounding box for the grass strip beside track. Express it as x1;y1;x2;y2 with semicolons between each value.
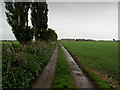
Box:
52;44;75;88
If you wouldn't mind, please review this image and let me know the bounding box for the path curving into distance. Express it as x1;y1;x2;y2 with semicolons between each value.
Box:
60;44;94;88
31;46;58;88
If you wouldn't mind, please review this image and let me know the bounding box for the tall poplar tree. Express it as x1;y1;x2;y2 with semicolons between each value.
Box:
5;1;33;44
31;1;48;41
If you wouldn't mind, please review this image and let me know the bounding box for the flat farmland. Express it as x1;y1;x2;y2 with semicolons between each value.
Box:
61;41;119;88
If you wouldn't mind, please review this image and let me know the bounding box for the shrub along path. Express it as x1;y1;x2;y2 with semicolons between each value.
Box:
60;44;94;88
31;46;58;88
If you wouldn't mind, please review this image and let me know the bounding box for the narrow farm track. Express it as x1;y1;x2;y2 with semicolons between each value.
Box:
31;46;58;88
60;44;94;88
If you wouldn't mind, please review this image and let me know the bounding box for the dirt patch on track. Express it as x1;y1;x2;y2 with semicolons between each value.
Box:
31;46;58;88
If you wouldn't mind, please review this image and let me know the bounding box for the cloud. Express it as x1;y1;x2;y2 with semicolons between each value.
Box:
0;2;118;40
48;2;118;40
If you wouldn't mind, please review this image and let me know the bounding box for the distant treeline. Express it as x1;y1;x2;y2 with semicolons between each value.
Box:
61;39;95;41
61;39;119;41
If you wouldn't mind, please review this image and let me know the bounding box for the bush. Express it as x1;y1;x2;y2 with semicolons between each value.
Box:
44;28;58;42
2;42;55;88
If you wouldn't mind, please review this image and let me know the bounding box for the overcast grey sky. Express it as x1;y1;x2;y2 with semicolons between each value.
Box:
0;1;118;40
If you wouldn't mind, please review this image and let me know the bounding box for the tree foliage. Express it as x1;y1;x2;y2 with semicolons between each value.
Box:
31;1;48;41
5;2;33;44
5;1;57;43
45;28;58;42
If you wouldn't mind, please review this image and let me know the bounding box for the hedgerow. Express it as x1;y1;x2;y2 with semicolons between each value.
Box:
2;42;55;88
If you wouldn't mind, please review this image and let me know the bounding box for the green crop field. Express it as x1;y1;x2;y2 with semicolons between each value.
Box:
61;41;119;88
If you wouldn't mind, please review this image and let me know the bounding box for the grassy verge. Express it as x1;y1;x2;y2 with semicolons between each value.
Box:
70;53;111;88
61;41;119;89
52;45;75;88
2;42;55;89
